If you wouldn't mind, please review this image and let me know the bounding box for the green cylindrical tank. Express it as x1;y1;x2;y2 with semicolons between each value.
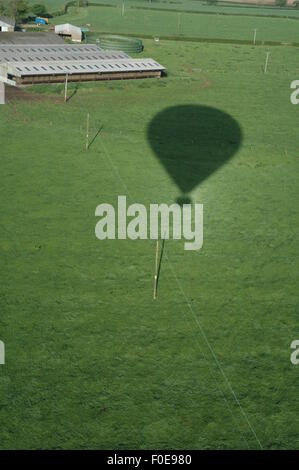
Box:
99;35;143;54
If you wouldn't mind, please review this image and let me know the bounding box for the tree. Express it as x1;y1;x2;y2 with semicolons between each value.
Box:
31;4;48;17
0;0;29;22
275;0;287;6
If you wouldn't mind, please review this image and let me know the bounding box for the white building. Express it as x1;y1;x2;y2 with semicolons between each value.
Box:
0;17;16;32
55;24;82;43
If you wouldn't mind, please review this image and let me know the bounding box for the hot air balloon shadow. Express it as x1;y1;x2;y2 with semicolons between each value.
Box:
147;105;242;205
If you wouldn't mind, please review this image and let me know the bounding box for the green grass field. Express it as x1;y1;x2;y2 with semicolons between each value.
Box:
1;6;299;450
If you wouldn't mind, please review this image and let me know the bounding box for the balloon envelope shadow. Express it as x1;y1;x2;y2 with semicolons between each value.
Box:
147;105;242;204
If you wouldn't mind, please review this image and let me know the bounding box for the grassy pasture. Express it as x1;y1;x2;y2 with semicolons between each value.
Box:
29;0;299;19
0;36;299;449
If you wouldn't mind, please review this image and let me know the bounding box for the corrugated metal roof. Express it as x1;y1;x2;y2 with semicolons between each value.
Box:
0;32;64;45
9;59;165;77
0;40;166;80
0;44;129;63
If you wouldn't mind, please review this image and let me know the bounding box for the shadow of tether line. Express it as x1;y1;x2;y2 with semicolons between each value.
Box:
88;125;104;149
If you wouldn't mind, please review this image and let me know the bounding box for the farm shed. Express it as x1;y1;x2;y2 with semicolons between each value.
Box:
55;24;83;43
0;17;15;33
0;44;165;85
0;32;64;45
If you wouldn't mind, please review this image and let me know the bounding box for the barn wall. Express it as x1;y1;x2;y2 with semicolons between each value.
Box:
15;71;162;85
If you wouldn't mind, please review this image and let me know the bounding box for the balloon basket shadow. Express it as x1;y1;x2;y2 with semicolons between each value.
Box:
176;195;192;206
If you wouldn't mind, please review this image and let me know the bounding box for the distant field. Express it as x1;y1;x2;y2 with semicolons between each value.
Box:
53;5;299;43
0;38;299;449
28;0;299;19
27;0;67;12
